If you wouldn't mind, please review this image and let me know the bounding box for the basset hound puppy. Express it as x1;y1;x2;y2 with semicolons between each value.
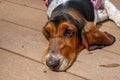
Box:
42;0;116;71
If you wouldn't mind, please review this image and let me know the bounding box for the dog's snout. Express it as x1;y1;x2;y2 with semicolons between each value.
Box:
46;59;60;69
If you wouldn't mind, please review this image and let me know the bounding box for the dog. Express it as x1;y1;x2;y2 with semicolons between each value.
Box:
42;0;117;71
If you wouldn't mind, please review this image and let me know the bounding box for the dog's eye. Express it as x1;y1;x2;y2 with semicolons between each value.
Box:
64;29;74;38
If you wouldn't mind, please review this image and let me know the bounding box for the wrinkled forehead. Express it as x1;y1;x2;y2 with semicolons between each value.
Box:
47;12;85;30
45;21;76;33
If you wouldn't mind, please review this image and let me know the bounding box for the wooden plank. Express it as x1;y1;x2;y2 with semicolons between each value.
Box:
99;21;118;30
77;50;120;66
100;21;120;31
68;50;120;80
0;0;4;1
5;0;47;10
0;49;84;80
0;1;47;31
0;20;48;61
111;0;120;10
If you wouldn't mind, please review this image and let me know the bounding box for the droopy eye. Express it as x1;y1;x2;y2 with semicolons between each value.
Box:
64;29;74;38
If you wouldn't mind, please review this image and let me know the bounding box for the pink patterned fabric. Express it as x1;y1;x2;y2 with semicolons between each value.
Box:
45;0;48;6
91;0;102;10
90;0;94;3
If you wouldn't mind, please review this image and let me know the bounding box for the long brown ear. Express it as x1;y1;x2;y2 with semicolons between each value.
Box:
42;25;51;41
81;22;115;50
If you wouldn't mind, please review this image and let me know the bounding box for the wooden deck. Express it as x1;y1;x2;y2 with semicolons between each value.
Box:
0;0;120;80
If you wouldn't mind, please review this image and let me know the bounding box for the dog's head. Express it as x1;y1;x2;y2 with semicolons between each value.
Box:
42;12;115;71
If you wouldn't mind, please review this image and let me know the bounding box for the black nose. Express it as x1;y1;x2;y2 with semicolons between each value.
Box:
46;59;60;69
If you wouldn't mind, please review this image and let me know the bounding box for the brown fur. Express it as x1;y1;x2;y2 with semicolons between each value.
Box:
42;8;115;71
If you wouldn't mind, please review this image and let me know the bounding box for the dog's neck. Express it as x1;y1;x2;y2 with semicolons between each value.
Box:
47;0;102;18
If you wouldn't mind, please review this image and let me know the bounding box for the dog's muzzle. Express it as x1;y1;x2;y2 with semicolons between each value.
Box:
45;52;68;71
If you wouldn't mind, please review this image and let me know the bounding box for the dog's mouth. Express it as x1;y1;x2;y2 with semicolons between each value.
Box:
45;53;69;71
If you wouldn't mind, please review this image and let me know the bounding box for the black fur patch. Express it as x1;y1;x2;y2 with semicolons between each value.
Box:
52;0;94;21
48;0;53;7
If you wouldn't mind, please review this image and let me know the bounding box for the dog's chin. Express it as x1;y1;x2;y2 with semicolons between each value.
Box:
56;58;69;72
45;54;71;72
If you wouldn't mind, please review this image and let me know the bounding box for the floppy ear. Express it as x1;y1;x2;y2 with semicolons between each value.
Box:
42;26;49;40
42;25;51;41
81;22;115;50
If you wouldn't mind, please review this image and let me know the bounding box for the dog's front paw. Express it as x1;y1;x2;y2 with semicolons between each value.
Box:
104;0;120;27
97;9;109;22
113;12;120;27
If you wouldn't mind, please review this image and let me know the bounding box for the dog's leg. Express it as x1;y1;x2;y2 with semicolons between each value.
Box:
95;0;109;24
104;0;120;27
96;9;109;23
